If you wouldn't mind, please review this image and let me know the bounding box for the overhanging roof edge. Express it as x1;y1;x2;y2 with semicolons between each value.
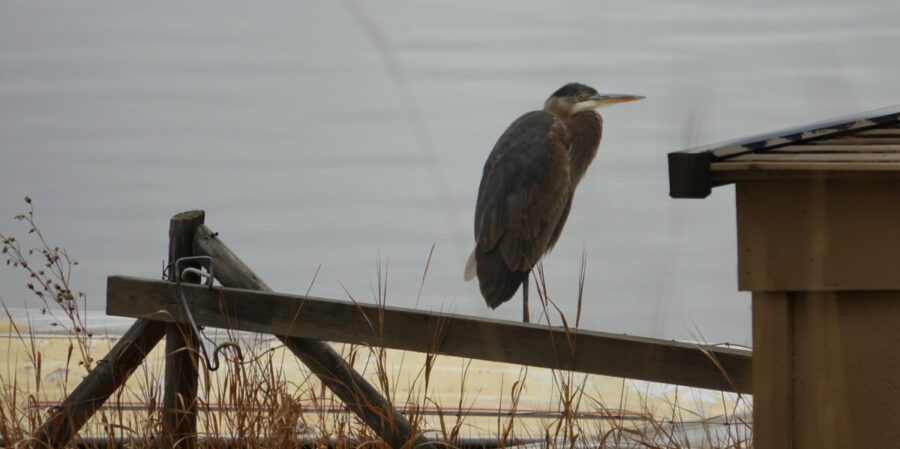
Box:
668;105;900;199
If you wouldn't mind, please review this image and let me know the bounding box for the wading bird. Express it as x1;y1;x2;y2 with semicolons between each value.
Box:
464;83;643;322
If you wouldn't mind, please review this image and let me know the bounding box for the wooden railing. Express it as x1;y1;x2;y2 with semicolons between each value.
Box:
107;275;751;393
30;211;752;448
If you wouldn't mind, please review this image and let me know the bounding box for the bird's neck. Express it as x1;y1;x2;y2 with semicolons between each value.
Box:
565;111;603;187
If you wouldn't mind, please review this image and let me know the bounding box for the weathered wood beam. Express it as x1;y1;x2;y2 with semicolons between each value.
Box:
30;319;166;448
190;224;430;449
162;210;205;449
108;278;752;393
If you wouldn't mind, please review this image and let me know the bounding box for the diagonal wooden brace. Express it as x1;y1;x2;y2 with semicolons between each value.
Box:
192;224;433;449
30;319;166;448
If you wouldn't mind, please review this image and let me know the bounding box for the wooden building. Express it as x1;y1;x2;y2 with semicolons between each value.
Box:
668;106;900;449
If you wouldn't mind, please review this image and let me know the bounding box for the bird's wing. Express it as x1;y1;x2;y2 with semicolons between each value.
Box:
546;194;573;252
474;111;572;272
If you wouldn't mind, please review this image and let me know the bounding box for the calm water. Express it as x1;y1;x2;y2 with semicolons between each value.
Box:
2;0;899;344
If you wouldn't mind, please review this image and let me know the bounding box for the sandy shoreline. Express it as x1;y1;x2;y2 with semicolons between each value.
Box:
0;315;749;443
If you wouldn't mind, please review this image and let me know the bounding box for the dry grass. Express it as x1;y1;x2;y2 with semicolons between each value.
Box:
0;198;751;448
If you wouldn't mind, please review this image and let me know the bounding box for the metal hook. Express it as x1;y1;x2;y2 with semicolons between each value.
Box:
173;256;214;288
169;256;236;371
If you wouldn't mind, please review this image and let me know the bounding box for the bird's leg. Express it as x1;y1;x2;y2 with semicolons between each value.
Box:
522;273;530;323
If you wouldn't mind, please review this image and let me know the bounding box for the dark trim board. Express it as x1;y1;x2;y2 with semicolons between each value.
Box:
668;150;714;198
107;275;752;393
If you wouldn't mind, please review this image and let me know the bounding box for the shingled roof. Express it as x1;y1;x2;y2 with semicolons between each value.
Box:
668;106;900;198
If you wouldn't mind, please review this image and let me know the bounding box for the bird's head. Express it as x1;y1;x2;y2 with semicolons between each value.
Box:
543;82;644;118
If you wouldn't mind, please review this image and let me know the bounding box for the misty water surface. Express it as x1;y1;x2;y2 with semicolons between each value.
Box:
2;0;899;344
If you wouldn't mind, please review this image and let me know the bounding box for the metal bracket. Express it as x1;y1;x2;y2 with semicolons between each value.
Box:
168;256;240;371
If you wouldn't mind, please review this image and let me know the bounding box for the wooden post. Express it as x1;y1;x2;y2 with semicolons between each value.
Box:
30;319;166;447
192;224;432;449
162;210;205;449
736;179;900;449
750;292;792;449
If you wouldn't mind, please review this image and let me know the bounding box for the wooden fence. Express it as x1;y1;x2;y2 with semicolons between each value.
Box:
29;211;752;448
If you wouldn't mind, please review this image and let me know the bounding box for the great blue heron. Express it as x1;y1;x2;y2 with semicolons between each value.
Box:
464;82;643;323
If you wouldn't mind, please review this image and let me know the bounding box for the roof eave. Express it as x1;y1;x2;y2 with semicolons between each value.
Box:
667;105;900;199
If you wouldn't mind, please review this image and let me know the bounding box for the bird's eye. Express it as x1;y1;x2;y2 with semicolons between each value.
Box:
576;93;589;101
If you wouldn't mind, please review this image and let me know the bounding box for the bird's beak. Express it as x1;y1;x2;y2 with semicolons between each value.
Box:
591;93;645;108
